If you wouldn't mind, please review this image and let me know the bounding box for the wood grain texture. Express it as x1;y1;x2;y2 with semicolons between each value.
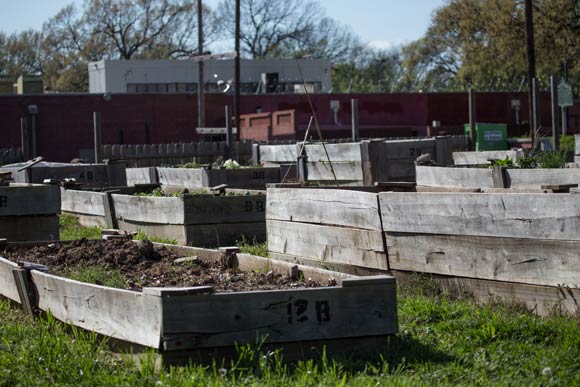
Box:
112;194;185;224
157;168;205;189
305;161;363;182
60;189;106;217
415;166;495;188
305;143;362;162
266;188;381;230
0;184;60;216
183;195;266;225
508;169;580;188
453;150;522;166
31;270;162;348
126;167;158;186
259;144;297;163
379;192;580;240
268;251;389;276
116;219;265;247
267;219;388;270
392;270;580;317
0;256;21;303
158;278;397;351
0;215;59;242
236;253;354;284
386;232;580;287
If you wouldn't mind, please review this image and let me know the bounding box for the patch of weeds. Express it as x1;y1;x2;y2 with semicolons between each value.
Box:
60;263;126;288
59;214;102;241
536;150;567;168
553;134;575;153
179;162;202;169
134;187;185;197
133;230;177;245
237;236;268;257
488;156;514;168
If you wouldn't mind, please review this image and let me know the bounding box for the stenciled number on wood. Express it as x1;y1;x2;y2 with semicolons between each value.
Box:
245;200;266;213
0;195;7;208
252;171;265;180
409;148;423;157
287;299;331;324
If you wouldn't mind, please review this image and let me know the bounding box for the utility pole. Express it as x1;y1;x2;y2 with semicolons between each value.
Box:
550;75;559;150
197;0;205;128
234;0;240;140
524;0;537;145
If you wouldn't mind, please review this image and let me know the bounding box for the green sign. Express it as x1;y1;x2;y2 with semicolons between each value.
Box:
558;80;574;107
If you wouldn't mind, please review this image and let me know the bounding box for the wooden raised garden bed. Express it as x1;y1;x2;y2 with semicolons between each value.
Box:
380;191;580;316
0;240;398;365
0;183;60;241
61;188;267;246
157;166;282;190
266;187;388;275
0;162;126;188
416;164;580;190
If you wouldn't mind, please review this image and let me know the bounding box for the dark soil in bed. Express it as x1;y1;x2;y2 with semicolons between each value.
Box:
0;238;325;292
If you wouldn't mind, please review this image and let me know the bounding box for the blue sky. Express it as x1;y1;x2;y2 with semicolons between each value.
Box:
0;0;445;49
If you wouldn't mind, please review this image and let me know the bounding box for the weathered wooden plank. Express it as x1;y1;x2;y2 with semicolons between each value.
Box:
259;144;297;163
416;186;482;192
453;150;522;166
31;270;162;348
266;188;381;230
386;232;580;287
268;251;388;276
306;161;363;182
157;277;397;350
236;253;353;284
435;136;453;167
508;169;580;189
183;195;266;225
380;138;436;160
60;189;106;217
380;192;580;240
112;195;185;224
116;219;265;247
3;164;126;187
0;184;60;216
267;219;388;270
0;215;59;242
392;270;580;317
126;167;158;186
305;143;362;162
415;166;495;188
12;267;34;314
0;256;21;303
157;168;205;189
221;168;281;189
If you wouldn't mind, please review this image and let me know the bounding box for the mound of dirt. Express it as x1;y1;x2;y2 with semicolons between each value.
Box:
0;239;325;292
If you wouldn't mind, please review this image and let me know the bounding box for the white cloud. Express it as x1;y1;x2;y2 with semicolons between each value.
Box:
367;39;394;50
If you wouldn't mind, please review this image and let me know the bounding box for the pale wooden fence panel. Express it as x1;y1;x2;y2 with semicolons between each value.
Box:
103;141;254;167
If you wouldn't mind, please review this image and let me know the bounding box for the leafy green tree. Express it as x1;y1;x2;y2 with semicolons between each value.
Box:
401;0;580;93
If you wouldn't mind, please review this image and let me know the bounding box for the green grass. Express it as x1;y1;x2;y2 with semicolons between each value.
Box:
59;214;102;241
59;214;177;245
2;279;580;386
237;237;269;257
552;134;575;153
133;230;177;245
60;264;127;288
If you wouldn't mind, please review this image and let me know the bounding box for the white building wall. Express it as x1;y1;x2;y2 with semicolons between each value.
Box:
88;59;332;94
